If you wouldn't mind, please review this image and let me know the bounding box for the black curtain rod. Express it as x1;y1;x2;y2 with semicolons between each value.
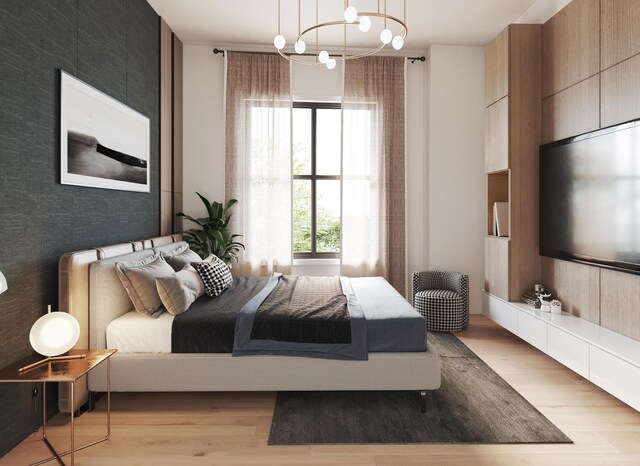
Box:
213;48;425;63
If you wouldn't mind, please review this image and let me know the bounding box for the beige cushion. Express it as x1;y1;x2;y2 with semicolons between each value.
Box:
161;243;202;271
156;265;205;315
116;254;175;318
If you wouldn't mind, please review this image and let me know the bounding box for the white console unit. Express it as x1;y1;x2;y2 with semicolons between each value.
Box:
483;291;640;411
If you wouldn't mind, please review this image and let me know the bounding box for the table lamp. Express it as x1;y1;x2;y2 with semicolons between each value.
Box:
19;305;84;373
0;270;7;295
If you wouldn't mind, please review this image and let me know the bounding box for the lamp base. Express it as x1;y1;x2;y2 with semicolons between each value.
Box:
18;354;86;373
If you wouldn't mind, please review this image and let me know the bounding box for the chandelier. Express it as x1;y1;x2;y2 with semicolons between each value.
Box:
273;0;407;69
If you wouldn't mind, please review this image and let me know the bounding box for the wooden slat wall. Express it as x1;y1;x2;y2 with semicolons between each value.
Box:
540;0;640;341
172;34;184;234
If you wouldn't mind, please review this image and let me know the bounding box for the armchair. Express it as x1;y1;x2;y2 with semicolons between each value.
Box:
412;271;469;332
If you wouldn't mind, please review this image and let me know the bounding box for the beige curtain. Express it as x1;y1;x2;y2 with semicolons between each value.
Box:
342;56;406;293
225;52;292;275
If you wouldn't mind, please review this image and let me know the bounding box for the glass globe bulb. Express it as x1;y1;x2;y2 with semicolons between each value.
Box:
274;34;286;50
294;39;306;54
380;29;392;44
344;6;358;23
326;58;337;70
392;35;404;50
318;50;329;64
358;16;371;32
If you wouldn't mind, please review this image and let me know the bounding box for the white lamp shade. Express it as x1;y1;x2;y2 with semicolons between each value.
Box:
326;58;337;69
318;50;330;64
29;312;80;357
344;6;358;23
358;16;371;32
392;35;404;50
380;28;392;44
0;271;6;294
294;39;306;54
274;34;286;50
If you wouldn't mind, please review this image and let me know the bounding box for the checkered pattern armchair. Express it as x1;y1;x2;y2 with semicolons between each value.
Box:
412;271;469;332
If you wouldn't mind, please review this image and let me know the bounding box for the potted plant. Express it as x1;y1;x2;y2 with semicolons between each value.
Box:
177;193;245;265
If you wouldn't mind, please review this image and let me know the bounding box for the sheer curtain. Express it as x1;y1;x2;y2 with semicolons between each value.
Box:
342;56;406;293
225;52;292;275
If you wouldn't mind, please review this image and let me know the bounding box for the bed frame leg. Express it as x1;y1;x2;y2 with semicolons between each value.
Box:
420;390;427;413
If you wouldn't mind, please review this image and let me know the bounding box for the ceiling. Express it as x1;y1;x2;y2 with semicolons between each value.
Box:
147;0;571;53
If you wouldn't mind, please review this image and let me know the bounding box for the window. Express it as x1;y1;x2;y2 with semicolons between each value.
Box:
292;102;341;258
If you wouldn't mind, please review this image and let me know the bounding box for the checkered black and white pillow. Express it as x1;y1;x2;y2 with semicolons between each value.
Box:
196;256;232;297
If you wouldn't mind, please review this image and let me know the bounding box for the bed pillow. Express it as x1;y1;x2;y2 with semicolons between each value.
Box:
161;243;202;272
156;265;205;315
116;254;175;318
196;256;233;297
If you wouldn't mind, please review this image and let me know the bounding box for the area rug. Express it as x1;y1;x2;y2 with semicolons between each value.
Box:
268;332;572;444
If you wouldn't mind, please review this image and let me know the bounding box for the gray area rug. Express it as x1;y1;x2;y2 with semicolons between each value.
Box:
268;332;572;444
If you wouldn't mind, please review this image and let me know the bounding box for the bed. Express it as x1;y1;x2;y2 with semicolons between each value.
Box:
58;235;441;413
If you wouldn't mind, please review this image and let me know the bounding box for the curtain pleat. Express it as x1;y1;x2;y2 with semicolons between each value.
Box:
342;56;406;294
225;52;292;275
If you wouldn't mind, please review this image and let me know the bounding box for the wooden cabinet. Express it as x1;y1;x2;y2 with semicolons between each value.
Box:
485;27;509;106
601;0;640;70
541;0;599;98
484;25;541;302
484;97;509;173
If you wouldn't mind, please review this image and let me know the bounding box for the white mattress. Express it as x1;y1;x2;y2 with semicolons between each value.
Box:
107;310;174;353
106;277;425;353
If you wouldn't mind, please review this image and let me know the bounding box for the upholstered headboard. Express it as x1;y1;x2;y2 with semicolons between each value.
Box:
89;241;186;350
57;234;182;412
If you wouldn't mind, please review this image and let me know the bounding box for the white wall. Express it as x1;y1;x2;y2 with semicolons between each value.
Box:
181;46;484;311
425;45;486;314
182;45;225;219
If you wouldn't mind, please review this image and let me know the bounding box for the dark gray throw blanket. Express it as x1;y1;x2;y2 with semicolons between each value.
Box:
250;275;351;344
172;273;368;360
234;274;368;360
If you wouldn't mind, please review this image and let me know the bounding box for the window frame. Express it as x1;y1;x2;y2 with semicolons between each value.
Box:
292;101;342;259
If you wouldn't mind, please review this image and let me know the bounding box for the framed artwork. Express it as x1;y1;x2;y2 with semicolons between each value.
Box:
60;70;150;192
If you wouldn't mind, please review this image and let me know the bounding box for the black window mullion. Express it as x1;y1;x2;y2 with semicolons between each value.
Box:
310;107;317;257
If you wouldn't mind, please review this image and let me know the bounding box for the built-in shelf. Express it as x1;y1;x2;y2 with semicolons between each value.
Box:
487;171;509;236
483;291;640;411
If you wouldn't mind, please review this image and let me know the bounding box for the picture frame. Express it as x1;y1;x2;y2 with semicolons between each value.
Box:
60;70;150;192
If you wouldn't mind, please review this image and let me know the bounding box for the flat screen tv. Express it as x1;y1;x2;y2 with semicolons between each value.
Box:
539;118;640;275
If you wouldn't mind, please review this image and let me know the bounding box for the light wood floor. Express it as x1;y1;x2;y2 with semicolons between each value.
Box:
4;314;640;465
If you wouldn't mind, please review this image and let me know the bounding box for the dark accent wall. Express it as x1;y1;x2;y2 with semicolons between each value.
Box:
0;0;160;456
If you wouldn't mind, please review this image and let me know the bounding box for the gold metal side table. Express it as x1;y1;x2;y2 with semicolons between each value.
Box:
0;349;116;466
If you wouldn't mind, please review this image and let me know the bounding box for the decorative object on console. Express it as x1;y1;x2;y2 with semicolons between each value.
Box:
60;70;150;192
0;270;7;294
550;299;562;314
177;193;245;264
19;305;83;373
273;0;407;70
493;201;509;237
538;292;552;313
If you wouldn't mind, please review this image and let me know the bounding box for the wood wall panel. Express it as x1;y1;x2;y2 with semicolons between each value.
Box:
541;0;600;98
541;75;600;143
172;35;184;234
485;27;509;107
485;237;509;301
160;19;173;236
509;25;542;301
541;258;600;324
601;54;640;128
484;97;509;173
600;269;640;341
601;0;640;70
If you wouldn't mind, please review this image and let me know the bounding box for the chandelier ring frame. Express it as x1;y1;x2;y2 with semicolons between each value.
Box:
277;12;407;65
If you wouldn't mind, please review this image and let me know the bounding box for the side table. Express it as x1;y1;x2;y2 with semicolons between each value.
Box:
0;349;116;465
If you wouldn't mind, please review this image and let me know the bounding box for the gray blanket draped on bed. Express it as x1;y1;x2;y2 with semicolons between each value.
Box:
172;274;368;360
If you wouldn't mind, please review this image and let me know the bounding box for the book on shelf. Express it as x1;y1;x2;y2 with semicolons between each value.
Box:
493;202;509;237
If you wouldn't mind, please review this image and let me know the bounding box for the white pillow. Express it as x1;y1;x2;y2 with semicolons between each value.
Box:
156;265;205;315
116;254;175;318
